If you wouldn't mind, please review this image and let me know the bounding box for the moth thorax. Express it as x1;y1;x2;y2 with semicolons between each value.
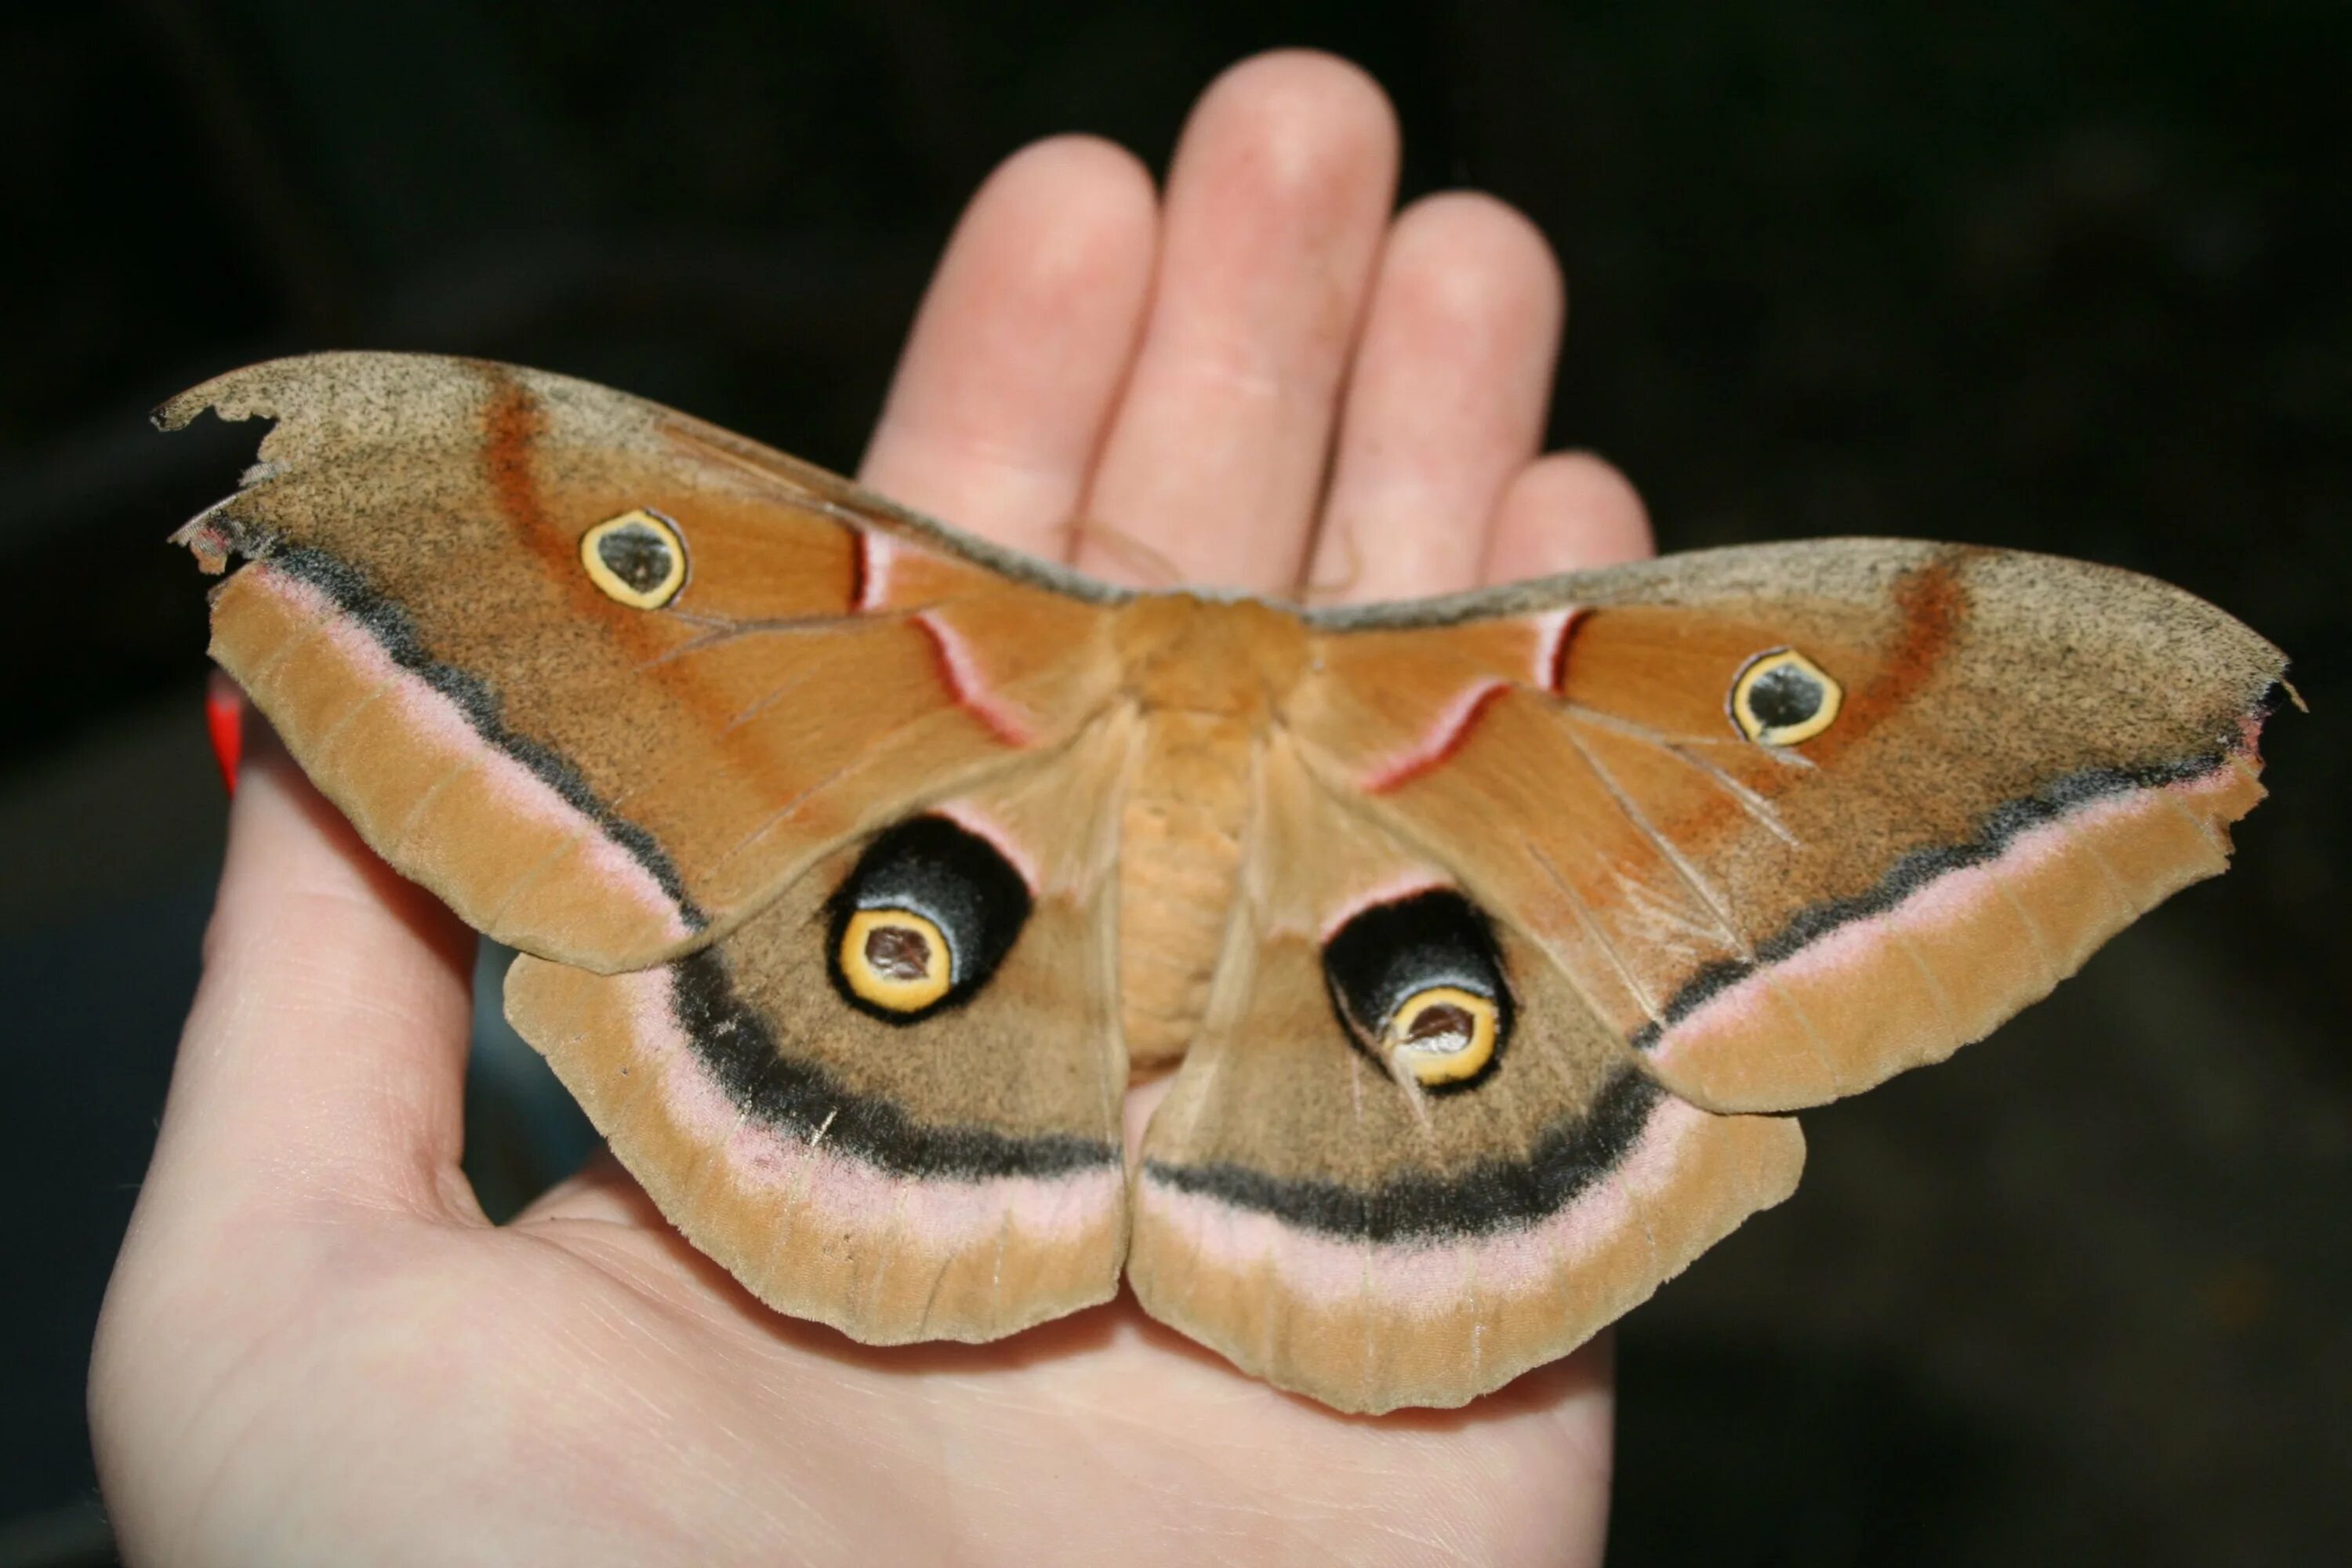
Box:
1117;710;1255;1068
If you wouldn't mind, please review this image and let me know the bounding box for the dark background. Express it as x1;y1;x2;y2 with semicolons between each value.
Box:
4;2;2345;1563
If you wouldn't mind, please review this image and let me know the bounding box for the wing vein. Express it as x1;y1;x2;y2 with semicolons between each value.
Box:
1564;706;1804;847
1527;840;1667;1028
2062;811;2146;920
1891;926;1965;1045
2154;783;2234;872
1982;858;2063;990
1555;720;1754;960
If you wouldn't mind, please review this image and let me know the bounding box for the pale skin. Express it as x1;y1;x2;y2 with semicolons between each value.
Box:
92;51;1654;1567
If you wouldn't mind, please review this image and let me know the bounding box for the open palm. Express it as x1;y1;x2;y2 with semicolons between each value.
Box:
93;52;1653;1566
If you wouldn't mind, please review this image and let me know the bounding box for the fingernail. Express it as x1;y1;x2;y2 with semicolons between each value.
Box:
205;672;245;796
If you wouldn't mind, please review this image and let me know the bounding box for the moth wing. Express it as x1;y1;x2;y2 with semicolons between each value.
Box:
506;716;1135;1343
1289;539;2283;1112
1127;739;1804;1413
165;353;1124;971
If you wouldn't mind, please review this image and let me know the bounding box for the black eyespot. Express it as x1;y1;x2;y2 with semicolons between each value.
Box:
864;924;935;981
1730;648;1843;745
1322;890;1512;1092
826;816;1032;1024
1745;661;1822;728
598;524;674;592
580;509;687;608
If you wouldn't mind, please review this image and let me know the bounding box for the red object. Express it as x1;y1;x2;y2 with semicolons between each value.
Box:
205;680;245;795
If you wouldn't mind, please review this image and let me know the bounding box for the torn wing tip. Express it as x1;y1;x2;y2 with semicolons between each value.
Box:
151;372;264;433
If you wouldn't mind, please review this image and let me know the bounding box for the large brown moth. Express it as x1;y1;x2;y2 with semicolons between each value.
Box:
166;353;2284;1414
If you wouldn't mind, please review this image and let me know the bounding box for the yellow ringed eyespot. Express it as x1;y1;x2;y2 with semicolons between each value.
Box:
1730;648;1842;746
580;508;688;608
1383;985;1500;1087
837;908;954;1013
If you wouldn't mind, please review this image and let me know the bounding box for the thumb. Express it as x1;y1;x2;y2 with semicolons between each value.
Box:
140;713;483;1225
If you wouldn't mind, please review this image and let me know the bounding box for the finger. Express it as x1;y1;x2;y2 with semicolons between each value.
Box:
1480;451;1655;582
1308;193;1564;603
1079;50;1398;590
859;135;1158;558
510;1147;644;1228
1508;1334;1617;1563
143;723;480;1222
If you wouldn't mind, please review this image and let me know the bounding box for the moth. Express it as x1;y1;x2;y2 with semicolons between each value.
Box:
167;354;2284;1414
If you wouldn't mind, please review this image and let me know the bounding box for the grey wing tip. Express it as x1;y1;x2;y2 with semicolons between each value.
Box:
150;356;321;433
151;382;225;432
151;350;469;434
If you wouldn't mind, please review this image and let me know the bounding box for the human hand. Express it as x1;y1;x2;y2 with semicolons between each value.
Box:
93;50;1652;1566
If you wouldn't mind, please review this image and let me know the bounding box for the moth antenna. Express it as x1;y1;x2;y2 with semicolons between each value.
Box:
1302;520;1364;602
1065;514;1183;587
